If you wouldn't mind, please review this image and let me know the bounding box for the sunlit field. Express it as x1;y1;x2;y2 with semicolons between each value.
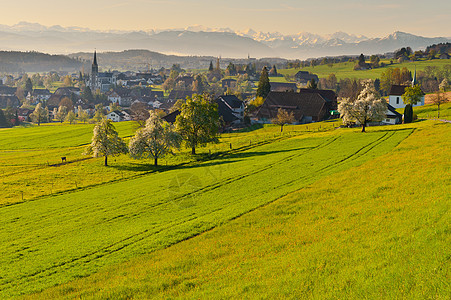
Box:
0;118;448;298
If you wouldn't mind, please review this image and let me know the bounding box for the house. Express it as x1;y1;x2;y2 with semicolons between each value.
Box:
270;82;297;92
176;75;194;89
216;99;240;126
107;91;122;105
0;95;20;108
167;90;196;102
106;110;130;122
163;102;239;128
162;110;181;124
0;86;17;97
54;87;80;96
216;95;245;121
439;53;450;59
107;89;133;106
17;108;33;121
381;104;403;125
388;85;425;109
294;71;319;84
30;89;52;103
222;79;237;89
256;89;337;124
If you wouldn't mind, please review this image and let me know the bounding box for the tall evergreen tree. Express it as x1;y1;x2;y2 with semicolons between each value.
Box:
256;67;271;98
208;61;214;72
404;104;413;123
25;78;33;94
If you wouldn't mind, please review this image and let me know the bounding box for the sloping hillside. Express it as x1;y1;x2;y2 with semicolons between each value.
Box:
23;121;450;299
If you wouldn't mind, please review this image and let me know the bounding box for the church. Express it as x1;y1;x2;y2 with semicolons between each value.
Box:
90;51;117;92
388;69;425;109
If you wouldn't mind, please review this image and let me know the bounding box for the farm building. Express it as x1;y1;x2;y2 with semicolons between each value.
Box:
256;89;337;124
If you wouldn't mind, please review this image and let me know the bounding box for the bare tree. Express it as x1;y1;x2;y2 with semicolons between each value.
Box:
431;91;449;119
272;108;295;132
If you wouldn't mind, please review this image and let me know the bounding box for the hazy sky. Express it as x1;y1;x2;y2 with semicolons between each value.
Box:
2;0;451;37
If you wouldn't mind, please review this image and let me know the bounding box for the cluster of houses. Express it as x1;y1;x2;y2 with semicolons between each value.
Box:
0;51;425;127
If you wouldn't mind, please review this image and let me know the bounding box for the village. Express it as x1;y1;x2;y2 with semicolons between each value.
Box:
1;48;441;131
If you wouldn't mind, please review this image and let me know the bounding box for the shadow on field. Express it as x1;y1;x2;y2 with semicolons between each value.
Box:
109;146;303;174
226;147;311;160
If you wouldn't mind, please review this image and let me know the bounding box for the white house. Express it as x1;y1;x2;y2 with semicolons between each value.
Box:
388;85;425;109
381;104;403;125
106;110;131;122
217;95;245;121
152;100;163;109
107;91;121;105
107;111;125;122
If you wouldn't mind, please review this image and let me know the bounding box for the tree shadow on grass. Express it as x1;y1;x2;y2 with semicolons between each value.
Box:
109;147;307;173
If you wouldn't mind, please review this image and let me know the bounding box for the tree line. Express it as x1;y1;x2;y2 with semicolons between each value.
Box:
85;94;219;166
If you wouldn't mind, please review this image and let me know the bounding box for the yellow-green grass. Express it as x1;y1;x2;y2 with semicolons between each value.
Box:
279;59;451;81
0;121;341;205
24;120;450;299
0;122;414;298
413;102;451;120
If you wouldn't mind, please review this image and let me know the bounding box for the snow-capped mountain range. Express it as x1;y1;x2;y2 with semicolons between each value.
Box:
0;22;449;59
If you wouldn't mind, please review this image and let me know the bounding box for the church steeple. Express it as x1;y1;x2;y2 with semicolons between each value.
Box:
412;65;417;87
92;50;98;74
93;50;97;66
91;50;98;90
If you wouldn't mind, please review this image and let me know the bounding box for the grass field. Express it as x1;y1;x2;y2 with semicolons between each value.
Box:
394;102;451;121
415;102;451;120
21;120;450;300
0;118;449;298
279;59;451;81
0;121;342;205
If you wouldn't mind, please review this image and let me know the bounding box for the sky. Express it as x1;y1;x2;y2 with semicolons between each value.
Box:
2;0;451;37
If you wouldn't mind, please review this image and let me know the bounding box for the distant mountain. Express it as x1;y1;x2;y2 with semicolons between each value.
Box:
0;22;450;59
0;51;83;73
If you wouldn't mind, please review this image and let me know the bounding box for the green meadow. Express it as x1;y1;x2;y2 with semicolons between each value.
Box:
279;59;451;81
0;115;449;298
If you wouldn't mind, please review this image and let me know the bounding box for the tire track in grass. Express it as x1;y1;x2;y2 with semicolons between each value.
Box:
0;136;341;290
0;131;409;297
3;133;381;293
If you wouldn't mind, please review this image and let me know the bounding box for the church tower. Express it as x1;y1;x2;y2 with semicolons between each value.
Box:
412;66;417;87
91;50;98;90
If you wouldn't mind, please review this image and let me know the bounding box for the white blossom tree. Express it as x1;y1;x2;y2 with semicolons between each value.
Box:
338;80;387;132
30;102;48;126
65;111;77;124
85;118;127;166
55;106;68;123
77;106;89;123
129;111;182;166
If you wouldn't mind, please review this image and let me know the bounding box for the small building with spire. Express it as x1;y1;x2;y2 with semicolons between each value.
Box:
388;68;424;109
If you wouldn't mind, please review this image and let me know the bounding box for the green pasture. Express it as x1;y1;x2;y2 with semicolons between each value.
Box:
24;120;450;300
279;59;451;81
0;121;417;298
413;102;451;120
0;121;340;205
